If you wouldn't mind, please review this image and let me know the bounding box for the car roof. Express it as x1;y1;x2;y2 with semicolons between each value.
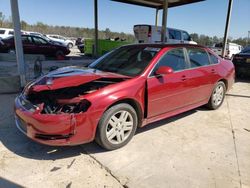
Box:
124;43;206;49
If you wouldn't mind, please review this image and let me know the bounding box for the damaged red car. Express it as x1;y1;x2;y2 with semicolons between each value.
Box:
15;44;235;150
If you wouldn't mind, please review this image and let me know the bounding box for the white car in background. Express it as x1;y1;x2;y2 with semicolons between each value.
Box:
211;42;243;59
0;28;15;39
0;28;28;39
133;24;197;44
46;34;74;48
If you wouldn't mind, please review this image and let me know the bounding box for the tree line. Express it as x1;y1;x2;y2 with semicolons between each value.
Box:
190;33;249;47
0;12;135;42
0;12;249;46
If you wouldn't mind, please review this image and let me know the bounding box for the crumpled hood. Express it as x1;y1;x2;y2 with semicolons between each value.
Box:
29;66;129;92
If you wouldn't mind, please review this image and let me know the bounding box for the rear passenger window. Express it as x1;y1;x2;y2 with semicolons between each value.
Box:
209;53;219;64
152;48;186;74
187;48;210;68
8;31;14;35
0;30;5;34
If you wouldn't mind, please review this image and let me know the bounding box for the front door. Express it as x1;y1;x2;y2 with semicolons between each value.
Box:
147;48;192;118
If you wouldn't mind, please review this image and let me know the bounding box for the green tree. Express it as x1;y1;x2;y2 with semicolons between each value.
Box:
0;12;5;27
21;20;28;30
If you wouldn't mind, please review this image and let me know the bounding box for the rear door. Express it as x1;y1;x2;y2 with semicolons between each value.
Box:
185;47;220;103
32;36;53;55
147;47;192;117
21;36;34;54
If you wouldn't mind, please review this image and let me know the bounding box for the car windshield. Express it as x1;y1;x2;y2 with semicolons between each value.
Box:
89;46;161;77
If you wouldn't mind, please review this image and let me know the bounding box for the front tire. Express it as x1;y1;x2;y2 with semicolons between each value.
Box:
207;81;226;110
95;103;138;150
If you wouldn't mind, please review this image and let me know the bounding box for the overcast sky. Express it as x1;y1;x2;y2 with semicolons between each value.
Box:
0;0;249;38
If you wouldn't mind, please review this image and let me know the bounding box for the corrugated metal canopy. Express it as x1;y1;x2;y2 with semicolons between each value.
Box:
112;0;205;9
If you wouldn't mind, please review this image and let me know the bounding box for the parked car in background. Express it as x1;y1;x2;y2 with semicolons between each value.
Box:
134;24;197;44
14;44;234;150
232;45;250;77
25;31;67;46
75;38;85;53
0;28;15;39
46;34;74;48
0;27;29;39
78;43;85;53
0;37;9;52
1;34;70;59
211;42;243;59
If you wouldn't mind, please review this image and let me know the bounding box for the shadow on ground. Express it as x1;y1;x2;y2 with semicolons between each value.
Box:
0;177;24;188
0;92;200;159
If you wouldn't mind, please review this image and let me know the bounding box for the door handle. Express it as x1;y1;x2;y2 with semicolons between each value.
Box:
181;75;187;81
211;69;216;74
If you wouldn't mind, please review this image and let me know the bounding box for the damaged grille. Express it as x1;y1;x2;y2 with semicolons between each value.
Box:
25;78;126;114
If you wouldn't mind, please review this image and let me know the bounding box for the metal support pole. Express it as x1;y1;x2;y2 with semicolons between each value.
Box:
155;8;159;27
94;0;98;57
10;0;26;87
222;0;233;58
161;0;168;43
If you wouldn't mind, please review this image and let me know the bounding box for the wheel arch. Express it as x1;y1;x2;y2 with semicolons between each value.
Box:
218;79;228;90
104;98;144;128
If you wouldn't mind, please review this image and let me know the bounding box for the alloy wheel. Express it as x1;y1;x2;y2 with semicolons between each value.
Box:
212;84;224;106
105;110;134;145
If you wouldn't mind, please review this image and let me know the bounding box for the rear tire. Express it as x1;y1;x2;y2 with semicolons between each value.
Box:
207;81;226;110
67;43;73;48
95;103;138;150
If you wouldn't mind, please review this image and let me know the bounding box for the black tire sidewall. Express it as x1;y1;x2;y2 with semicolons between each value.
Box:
68;43;73;48
208;81;226;110
96;103;138;150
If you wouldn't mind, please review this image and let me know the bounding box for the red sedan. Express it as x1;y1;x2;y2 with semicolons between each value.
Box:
15;44;235;150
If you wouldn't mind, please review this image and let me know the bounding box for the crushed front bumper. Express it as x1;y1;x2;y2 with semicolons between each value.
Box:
14;94;96;146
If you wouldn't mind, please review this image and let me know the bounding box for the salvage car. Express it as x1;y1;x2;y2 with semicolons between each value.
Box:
15;44;235;150
1;35;70;59
233;45;250;77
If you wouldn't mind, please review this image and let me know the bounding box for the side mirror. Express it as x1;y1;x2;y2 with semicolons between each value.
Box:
155;66;174;76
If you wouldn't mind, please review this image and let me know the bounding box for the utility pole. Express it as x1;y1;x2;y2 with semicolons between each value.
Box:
94;0;98;57
222;0;233;58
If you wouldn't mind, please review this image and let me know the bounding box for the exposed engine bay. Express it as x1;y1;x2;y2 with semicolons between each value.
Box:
26;78;126;114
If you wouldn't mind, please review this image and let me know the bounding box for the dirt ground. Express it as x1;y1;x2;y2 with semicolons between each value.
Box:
0;94;123;188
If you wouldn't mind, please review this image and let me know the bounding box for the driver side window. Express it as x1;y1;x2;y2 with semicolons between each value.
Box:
151;48;187;76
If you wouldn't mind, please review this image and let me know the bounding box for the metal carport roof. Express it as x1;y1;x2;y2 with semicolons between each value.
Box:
112;0;205;9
